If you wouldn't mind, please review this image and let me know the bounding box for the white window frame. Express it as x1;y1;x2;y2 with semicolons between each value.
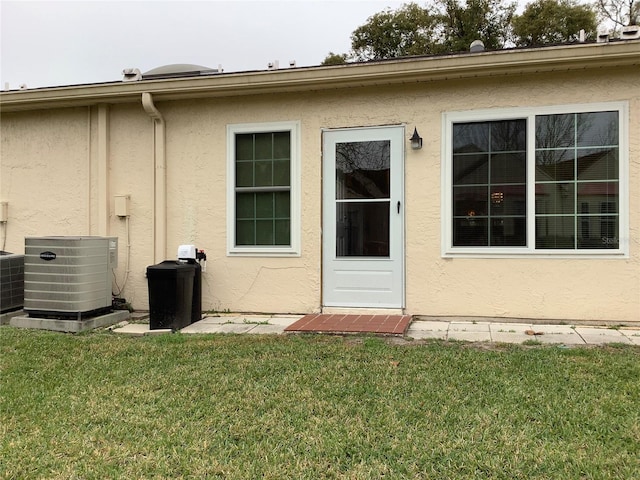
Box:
441;102;629;258
227;121;301;256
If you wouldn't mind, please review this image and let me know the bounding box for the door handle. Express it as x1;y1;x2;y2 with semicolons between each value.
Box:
397;201;401;214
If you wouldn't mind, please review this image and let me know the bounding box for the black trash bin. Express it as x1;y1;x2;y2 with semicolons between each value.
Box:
147;261;195;330
191;261;202;324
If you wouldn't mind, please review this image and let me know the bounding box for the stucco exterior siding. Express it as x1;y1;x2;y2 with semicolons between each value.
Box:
1;43;639;322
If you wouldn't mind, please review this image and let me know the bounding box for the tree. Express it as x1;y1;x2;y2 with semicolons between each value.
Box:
512;0;598;46
596;0;639;34
321;52;349;66
436;0;516;52
343;0;516;61
349;3;439;60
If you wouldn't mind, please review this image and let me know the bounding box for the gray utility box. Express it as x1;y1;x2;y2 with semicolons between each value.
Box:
24;236;118;319
0;251;24;313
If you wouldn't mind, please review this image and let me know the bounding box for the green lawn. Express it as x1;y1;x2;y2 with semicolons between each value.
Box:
1;328;639;479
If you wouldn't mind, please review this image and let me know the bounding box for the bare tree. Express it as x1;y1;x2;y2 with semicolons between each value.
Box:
597;0;639;36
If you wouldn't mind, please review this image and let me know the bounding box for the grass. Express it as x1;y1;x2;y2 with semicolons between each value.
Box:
1;328;639;479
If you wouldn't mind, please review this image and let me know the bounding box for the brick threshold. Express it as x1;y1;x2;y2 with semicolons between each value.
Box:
284;313;412;336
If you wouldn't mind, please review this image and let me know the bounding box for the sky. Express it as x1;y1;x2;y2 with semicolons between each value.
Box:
1;0;411;89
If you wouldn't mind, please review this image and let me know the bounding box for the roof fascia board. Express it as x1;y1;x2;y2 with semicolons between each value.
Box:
2;42;639;112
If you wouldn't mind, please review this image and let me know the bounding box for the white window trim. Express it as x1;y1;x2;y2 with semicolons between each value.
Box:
441;102;629;258
227;121;301;256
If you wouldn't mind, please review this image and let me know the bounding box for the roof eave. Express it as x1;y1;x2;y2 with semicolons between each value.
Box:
1;41;639;113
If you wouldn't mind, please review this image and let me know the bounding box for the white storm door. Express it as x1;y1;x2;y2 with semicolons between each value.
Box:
322;126;405;308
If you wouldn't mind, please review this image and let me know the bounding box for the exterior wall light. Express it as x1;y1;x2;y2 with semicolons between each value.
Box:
410;127;423;150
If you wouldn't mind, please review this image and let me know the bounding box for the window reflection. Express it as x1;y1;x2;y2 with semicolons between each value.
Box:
336;141;390;200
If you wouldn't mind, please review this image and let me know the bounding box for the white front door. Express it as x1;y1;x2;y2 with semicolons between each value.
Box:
322;126;405;308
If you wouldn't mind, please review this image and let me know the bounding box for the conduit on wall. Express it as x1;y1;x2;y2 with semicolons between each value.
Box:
141;92;166;263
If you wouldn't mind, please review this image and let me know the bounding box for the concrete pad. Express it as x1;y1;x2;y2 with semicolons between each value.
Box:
197;316;229;324
406;321;448;340
1;309;24;326
408;320;449;332
249;324;286;334
110;323;148;336
619;329;640;346
268;315;304;327
575;327;631;345
490;323;534;344
447;330;492;342
10;310;130;333
534;334;584;345
111;323;172;336
449;322;491;332
406;328;447;340
188;323;255;334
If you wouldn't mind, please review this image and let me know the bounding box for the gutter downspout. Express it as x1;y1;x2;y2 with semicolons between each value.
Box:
141;92;166;263
97;105;110;237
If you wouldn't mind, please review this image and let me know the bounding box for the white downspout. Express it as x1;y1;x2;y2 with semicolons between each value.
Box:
97;104;110;237
141;92;166;263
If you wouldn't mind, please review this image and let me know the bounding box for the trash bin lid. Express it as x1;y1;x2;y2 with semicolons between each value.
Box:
147;260;196;273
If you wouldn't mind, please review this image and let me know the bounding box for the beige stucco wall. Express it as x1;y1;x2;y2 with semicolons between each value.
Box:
1;66;638;323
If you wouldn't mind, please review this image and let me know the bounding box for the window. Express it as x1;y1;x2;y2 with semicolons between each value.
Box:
227;122;300;255
443;103;627;256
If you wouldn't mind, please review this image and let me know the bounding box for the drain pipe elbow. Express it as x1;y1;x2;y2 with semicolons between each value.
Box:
142;92;166;263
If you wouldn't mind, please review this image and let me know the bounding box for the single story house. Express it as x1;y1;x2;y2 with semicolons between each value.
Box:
1;39;639;324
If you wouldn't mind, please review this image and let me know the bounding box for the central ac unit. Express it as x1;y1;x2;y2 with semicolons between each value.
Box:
24;236;118;320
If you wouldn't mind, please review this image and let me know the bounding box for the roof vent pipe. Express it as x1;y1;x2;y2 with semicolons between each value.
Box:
597;29;610;43
621;25;640;40
470;40;484;53
123;68;142;82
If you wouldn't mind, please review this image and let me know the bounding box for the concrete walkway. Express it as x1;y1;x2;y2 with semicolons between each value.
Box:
111;314;640;346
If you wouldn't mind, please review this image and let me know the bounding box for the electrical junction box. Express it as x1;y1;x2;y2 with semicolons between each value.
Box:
0;202;8;222
114;195;130;217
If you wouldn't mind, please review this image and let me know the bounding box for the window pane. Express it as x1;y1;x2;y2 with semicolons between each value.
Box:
535;183;575;214
536;114;574;149
491;217;526;246
536;150;575;181
255;220;274;245
236;220;255;245
490;185;526;215
577;111;618;147
577;182;618;211
274;191;290;218
254;133;273;160
336;141;390;200
454;186;488;216
491;153;526;183
535;216;575;249
273;159;290;186
254;160;273;187
275;220;290;246
453;123;489;153
236;162;253;187
453;217;488;246
236;193;254;218
491;120;526;151
453;154;488;185
578;148;618;180
255;192;274;219
236;134;254;161
336;201;389;257
273;132;290;158
577;215;618;249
